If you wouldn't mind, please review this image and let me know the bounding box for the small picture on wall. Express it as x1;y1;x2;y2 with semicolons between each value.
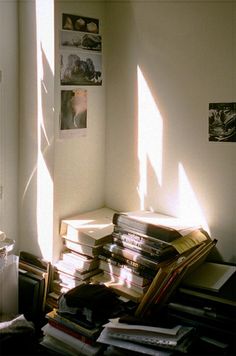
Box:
208;102;236;142
62;13;99;34
60;50;102;86
61;30;102;52
60;89;87;132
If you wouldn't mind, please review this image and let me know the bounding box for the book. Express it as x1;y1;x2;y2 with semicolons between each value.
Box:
46;309;101;339
60;207;116;246
19;270;45;321
90;273;144;303
47;318;97;346
112;210;199;243
40;334;79;356
99;251;163;279
99;259;151;287
54;260;101;280
19;251;51;312
178;268;236;307
102;320;194;351
113;226;208;256
63;239;104;257
181;262;236;292
99;253;157;279
113;226;172;249
97;327;173;356
42;323;103;356
92;271;149;294
103;243;162;270
135;239;217;318
62;250;99;271
113;236;176;260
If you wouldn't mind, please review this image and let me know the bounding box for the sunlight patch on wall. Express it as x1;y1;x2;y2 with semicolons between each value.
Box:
137;66;163;209
178;162;210;234
36;0;54;260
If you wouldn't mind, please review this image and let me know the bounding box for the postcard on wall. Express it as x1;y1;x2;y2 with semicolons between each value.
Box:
60;30;102;52
60;50;102;86
62;13;99;34
59;89;87;138
208;102;236;142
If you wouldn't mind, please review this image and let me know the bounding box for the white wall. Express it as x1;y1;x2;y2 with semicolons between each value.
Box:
53;0;107;260
19;0;55;260
18;0;106;261
0;1;18;248
105;0;236;263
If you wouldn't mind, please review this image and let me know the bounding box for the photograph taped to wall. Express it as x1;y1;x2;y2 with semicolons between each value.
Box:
60;89;87;138
208;102;236;142
60;50;102;86
62;13;99;34
61;30;102;52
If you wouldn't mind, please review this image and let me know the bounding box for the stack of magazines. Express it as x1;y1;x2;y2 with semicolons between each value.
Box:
98;318;196;355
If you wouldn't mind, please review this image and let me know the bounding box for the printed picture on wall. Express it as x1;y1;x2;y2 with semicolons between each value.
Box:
208;102;236;142
60;89;87;133
60;50;102;86
62;13;99;34
61;30;102;52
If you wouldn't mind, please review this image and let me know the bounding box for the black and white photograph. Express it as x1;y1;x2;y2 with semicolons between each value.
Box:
61;30;102;52
60;50;102;86
62;13;99;34
208;102;236;142
60;89;87;133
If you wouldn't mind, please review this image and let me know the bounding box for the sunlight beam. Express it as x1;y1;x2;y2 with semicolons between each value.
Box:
137;66;163;209
178;162;210;234
35;0;54;261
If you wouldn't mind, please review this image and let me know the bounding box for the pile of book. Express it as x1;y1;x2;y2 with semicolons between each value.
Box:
92;210;216;306
41;283;125;356
98;318;196;355
47;207;116;307
18;251;51;326
165;261;236;355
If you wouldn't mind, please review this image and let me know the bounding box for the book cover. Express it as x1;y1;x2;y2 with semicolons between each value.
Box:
42;323;103;356
135;239;217;318
60;207;116;246
62;251;99;270
46;309;101;339
181;262;236;292
54;260;101;280
113;211;199;242
103;243;165;270
63;239;104;257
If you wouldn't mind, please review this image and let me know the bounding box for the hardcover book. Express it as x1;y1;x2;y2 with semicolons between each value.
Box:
60;207;116;246
112;210;198;242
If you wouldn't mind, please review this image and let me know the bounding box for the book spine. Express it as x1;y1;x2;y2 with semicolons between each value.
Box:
103;243;160;270
113;236;175;260
99;260;150;286
99;254;153;280
113;226;171;249
48;319;96;345
100;251;157;278
112;213;181;242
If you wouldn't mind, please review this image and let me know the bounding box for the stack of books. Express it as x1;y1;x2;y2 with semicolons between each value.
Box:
93;210;214;304
41;308;103;356
165;262;236;354
48;207;116;306
18;251;51;326
41;283;124;356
